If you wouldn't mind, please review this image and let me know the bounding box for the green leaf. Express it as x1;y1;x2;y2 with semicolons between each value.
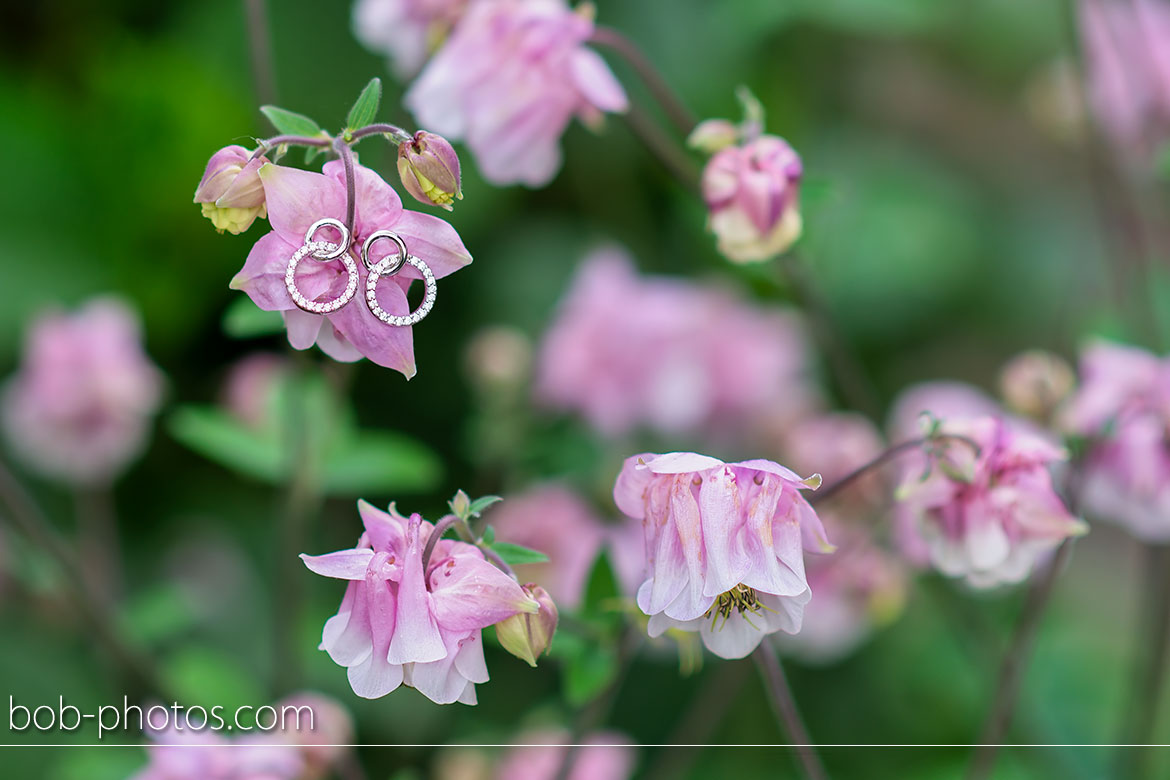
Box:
222;296;284;338
583;550;620;611
305;144;325;166
489;541;549;565
168;406;286;483
556;632;618;706
346;77;382;130
259;105;323;137
162;646;265;713
480;524;496;545
468;494;503;517
321;431;442;496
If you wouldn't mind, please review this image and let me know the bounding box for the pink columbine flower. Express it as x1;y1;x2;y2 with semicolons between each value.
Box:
614;452;830;659
535;247;819;438
220;353;288;429
486;484;606;609
999;349;1075;421
229;161;472;377
778;526;908;664
302;501;539;704
495;730;636;780
894;416;1086;588
1;298;164;485
1059;340;1170;540
405;0;628;186
398;130;463;210
194;145;269;235
267;692;354;780
353;0;469;78
701;135;803;263
1079;0;1170;160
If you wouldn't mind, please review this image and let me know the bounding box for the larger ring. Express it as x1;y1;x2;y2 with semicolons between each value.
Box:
361;230;408;276
304;218;350;260
366;254;437;327
285;240;359;314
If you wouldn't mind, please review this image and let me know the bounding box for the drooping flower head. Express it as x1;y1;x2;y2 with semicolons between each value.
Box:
614;452;830;659
302;501;539;704
894;416;1086;588
405;0;628;186
701;135;803;263
229;160;472;377
354;0;469;78
398;130;463;210
536;247;819;438
194;145;269;235
495;731;637;780
1;298;164;485
1059;340;1170;540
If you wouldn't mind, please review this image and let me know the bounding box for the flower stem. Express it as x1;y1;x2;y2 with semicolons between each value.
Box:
0;458;169;700
243;0;277;107
622;104;700;193
73;484;123;603
590;26;697;137
333;137;358;245
810;433;980;507
349;124;413;144
1116;542;1170;778
421;515;457;572
251;134;332;161
966;540;1074;780
752;639;828;780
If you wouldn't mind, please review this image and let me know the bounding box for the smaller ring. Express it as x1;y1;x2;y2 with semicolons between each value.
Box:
362;230;408;276
285;241;360;314
304;218;350;260
366;255;437;327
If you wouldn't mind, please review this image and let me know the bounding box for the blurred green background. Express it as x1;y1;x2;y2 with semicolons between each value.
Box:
0;0;1161;777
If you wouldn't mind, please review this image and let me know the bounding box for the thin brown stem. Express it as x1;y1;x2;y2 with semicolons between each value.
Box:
622;105;700;194
243;0;277;107
333;137;358;243
250;135;332;161
967;540;1074;780
349;123;413;144
810;434;980;507
590;26;697;137
73;484;124;603
753;639;828;780
0;459;169;700
1116;542;1170;779
421;515;457;573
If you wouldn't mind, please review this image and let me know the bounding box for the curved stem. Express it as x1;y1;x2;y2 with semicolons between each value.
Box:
752;639;828;780
421;514;458;573
243;0;277;107
349;123;413;144
590;26;697;137
73;484;123;603
333;137;357;243
966;540;1074;780
622;105;700;193
250;134;331;160
810;433;981;507
0;459;170;701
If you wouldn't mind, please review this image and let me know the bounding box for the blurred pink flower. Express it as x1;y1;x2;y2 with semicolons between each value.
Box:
536;247;818;438
778;526;908;663
229;161;472;377
1059;340;1170;540
894;416;1085;588
131;723;304;780
614;452;830;659
221;353;288;429
702;135;803;263
267;692;354;780
487;485;606;609
496;730;636;780
194;145;269;235
1079;0;1170;158
354;0;468;78
301;501;539;704
783;412;886;506
2;298;163;485
999;349;1075;421
886;380;1002;444
405;0;628;186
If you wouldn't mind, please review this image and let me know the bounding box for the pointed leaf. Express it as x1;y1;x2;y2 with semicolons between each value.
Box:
222;296;283;338
488;541;549;565
468;495;503;517
168;406;286;483
346;77;382;130
259;105;323;137
321;431;442;495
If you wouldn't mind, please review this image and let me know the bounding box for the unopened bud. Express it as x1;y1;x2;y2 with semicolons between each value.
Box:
397;131;462;210
450;489;471;520
194;145;268;234
495;584;557;667
687;119;739;154
999;350;1075;420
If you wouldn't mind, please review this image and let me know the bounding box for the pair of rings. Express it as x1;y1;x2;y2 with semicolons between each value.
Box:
284;217;436;327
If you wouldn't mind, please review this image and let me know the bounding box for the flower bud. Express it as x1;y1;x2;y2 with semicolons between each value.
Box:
687;119;739;153
702;135;803;263
495;584;557;667
194;145;268;234
999;349;1075;421
397;131;462;210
